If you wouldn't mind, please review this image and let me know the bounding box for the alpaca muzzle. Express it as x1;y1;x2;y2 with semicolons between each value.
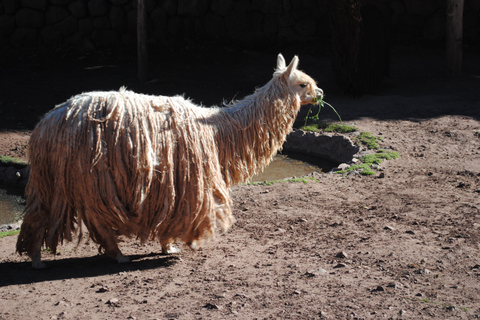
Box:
315;88;324;99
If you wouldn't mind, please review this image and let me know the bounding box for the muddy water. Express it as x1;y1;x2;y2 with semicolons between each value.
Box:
251;152;335;182
0;153;334;224
0;189;25;225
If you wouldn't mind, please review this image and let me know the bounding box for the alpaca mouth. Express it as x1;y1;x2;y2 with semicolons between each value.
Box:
315;88;324;99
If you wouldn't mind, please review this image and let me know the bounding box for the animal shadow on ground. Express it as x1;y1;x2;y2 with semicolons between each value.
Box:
0;253;179;287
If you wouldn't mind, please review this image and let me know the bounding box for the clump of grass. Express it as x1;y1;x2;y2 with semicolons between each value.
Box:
0;230;20;239
361;150;399;165
298;122;357;134
0;156;27;168
304;97;342;126
324;123;357;133
335;164;375;176
356;132;383;149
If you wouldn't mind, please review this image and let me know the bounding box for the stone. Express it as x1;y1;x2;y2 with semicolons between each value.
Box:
3;0;20;15
109;5;126;31
263;0;283;14
109;0;129;4
225;11;250;34
163;0;177;16
422;11;445;40
151;7;167;31
15;8;44;28
337;163;350;171
93;16;110;29
178;0;208;17
55;16;77;36
69;0;87;19
204;13;226;38
50;0;76;4
167;16;183;37
11;27;37;46
46;6;69;25
336;251;348;259
126;9;136;32
0;14;15;36
294;17;317;37
283;130;360;164
234;0;251;13
41;25;62;45
78;18;93;35
21;0;47;11
211;0;232;16
263;13;277;34
92;29;119;45
88;0;108;16
404;0;437;16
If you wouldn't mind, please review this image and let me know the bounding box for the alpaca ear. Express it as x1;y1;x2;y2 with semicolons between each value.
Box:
284;56;299;78
276;54;286;70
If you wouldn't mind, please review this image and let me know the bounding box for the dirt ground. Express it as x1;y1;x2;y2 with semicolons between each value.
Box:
0;43;480;319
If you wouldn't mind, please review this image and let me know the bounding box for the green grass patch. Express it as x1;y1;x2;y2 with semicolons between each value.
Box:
298;123;357;134
0;156;27;168
361;150;399;165
0;229;20;239
335;164;376;176
324;123;357;133
356;132;383;149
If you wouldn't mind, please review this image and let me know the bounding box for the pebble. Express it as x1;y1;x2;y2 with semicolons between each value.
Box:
336;251;348;259
333;263;347;269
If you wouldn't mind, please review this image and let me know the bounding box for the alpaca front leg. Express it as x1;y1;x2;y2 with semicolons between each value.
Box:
30;250;46;269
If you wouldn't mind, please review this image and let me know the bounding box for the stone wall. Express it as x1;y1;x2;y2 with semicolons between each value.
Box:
1;0;479;49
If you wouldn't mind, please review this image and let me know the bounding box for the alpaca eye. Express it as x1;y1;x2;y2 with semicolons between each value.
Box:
299;83;307;88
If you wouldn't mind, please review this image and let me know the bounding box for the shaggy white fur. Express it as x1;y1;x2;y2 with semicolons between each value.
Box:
16;54;323;269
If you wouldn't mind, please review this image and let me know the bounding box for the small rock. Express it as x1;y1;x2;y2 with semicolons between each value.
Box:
106;298;119;306
203;303;222;310
305;268;327;277
337;163;350;170
422;268;431;275
406;230;415;235
387;282;403;289
375;285;385;292
96;286;109;293
333;263;347;269
336;251;348;259
384;225;395;231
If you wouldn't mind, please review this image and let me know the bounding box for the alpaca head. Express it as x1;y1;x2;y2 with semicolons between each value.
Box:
276;54;323;105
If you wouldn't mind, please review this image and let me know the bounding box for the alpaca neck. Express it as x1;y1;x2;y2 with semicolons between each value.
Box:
216;77;300;186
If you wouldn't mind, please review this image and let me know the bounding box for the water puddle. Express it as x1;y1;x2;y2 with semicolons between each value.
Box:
0;152;334;224
0;188;25;225
251;151;336;182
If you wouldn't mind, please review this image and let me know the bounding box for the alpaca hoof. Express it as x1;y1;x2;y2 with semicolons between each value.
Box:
116;254;131;264
162;244;180;254
32;261;46;269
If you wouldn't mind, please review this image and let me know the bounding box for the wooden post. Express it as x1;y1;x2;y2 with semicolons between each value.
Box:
137;0;148;82
446;0;464;75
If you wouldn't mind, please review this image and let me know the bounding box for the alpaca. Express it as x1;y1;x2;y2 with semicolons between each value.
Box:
16;54;323;269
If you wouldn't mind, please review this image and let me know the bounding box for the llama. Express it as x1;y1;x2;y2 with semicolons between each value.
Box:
16;54;323;269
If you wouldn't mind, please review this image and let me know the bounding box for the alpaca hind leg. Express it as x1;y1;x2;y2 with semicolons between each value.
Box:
98;226;131;264
161;241;180;254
